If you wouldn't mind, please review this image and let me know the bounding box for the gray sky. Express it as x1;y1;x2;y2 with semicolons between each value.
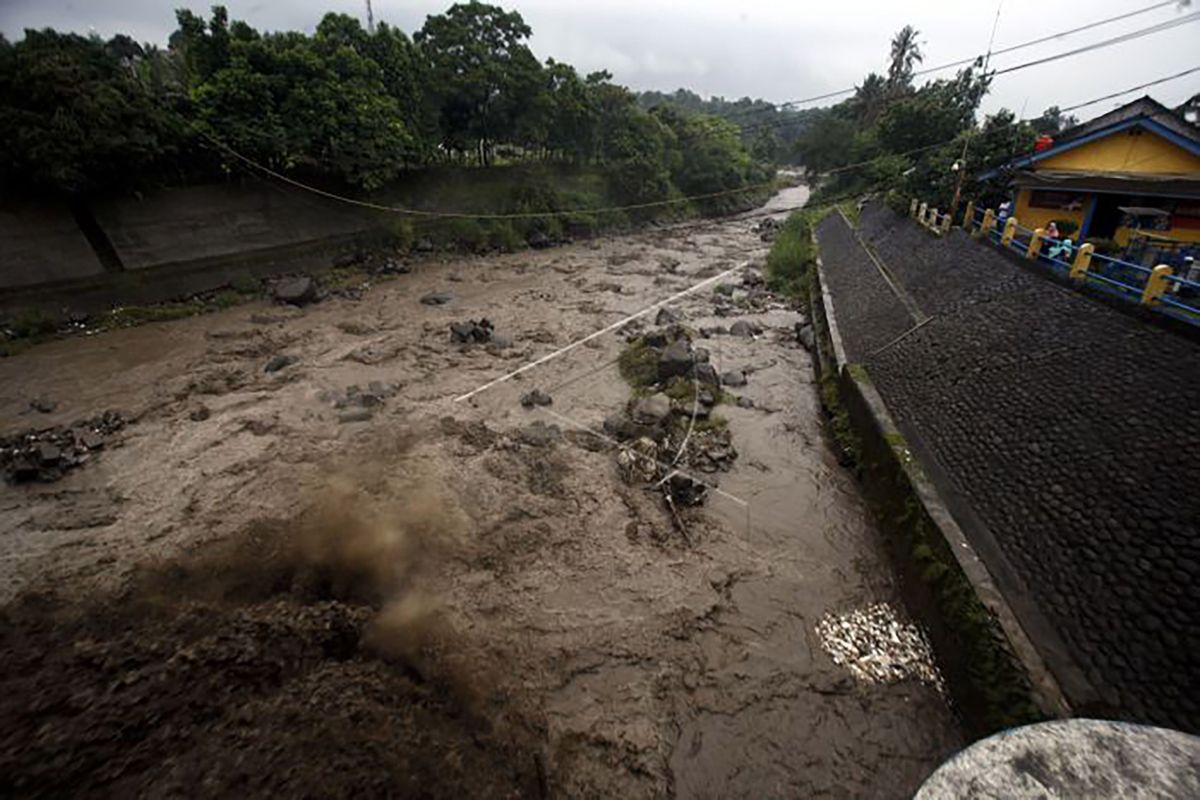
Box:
2;0;1197;120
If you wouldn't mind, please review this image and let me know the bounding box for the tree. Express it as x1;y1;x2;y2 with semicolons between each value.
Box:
1030;106;1079;135
191;14;414;189
0;29;185;196
886;25;923;93
170;6;231;84
876;67;989;154
415;1;543;165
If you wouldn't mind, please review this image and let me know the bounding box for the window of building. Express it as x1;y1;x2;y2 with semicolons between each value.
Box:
1028;190;1086;210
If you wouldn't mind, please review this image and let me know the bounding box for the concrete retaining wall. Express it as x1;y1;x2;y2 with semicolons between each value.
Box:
0;202;107;288
90;182;376;272
0;180;383;315
815;203;1200;734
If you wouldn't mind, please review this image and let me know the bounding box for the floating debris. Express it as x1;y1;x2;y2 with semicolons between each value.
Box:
815;602;945;693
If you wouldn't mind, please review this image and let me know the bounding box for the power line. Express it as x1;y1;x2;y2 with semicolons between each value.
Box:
202;65;1200;222
719;1;1188;124
727;12;1199;139
993;11;1199;75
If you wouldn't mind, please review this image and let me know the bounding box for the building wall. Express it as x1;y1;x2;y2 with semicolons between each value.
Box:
1037;127;1200;175
1012;191;1086;236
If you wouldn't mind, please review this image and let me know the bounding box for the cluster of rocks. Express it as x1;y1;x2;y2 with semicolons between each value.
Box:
0;411;126;483
605;326;749;510
520;389;553;408
711;271;774;316
449;319;511;350
754;217;782;242
317;381;401;423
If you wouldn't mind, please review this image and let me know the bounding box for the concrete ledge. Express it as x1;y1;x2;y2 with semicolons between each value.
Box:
813;225;1072;734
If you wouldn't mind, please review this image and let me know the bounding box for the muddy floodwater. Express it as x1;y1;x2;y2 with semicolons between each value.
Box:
0;186;963;797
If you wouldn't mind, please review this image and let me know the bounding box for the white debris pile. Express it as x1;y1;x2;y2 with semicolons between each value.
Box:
815;602;945;692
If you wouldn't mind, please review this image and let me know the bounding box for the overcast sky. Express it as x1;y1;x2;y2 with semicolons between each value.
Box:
2;0;1197;120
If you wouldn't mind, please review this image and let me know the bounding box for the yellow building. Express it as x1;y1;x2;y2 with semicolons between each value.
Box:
982;96;1200;249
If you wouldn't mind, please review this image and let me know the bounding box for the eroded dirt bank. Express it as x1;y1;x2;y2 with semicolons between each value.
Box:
0;187;963;797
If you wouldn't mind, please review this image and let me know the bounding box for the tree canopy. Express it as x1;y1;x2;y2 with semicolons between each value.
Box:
791;23;1057;207
0;2;766;209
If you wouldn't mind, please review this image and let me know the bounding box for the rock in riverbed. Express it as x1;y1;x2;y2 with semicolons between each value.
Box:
631;393;672;426
273;277;316;306
420;290;453;306
1;411;126;483
521;389;553;408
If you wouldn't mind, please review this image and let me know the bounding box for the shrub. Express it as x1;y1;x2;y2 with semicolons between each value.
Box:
487;221;524;252
885;189;910;216
618;339;659;388
437;218;488;252
387;217;416;251
765;210;817;298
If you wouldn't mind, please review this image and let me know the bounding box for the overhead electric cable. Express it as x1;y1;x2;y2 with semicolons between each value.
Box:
200;65;1200;222
719;1;1191;123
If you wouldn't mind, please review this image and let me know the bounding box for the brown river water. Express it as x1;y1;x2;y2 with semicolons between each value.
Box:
0;186;962;798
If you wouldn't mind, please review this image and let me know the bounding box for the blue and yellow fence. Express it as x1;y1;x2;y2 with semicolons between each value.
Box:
908;200;1200;327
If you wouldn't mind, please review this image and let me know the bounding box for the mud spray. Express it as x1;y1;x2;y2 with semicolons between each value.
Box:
0;465;543;798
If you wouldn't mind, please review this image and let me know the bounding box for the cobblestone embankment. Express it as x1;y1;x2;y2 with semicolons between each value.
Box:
815;203;1200;733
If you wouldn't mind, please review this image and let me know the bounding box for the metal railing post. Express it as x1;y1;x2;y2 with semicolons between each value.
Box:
910;198;919;218
1000;217;1018;247
981;208;996;237
1141;264;1173;306
1026;228;1044;259
918;202;928;225
1070;243;1094;282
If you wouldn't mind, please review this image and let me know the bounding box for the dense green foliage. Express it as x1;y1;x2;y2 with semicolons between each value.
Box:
765;210;818;298
637;88;821;164
0;2;766;211
791;25;1063;208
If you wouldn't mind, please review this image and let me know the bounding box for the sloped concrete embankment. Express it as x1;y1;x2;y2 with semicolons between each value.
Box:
811;213;1061;737
814;203;1200;735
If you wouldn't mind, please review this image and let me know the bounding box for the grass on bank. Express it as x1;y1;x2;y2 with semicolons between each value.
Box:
765;209;819;299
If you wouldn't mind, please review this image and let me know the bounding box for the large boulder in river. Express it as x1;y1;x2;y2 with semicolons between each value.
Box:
657;339;693;380
729;320;762;338
631;393;672;426
695;363;720;387
273;276;316;305
721;370;748;387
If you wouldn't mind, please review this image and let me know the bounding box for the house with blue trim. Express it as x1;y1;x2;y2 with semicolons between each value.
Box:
980;96;1200;251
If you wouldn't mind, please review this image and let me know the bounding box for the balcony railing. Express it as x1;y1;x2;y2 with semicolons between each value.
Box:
902;199;1200;328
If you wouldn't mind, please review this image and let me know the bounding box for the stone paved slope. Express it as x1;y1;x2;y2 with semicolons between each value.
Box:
815;212;913;362
817;203;1200;733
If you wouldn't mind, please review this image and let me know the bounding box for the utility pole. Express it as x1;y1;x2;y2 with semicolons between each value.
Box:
365;0;375;33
